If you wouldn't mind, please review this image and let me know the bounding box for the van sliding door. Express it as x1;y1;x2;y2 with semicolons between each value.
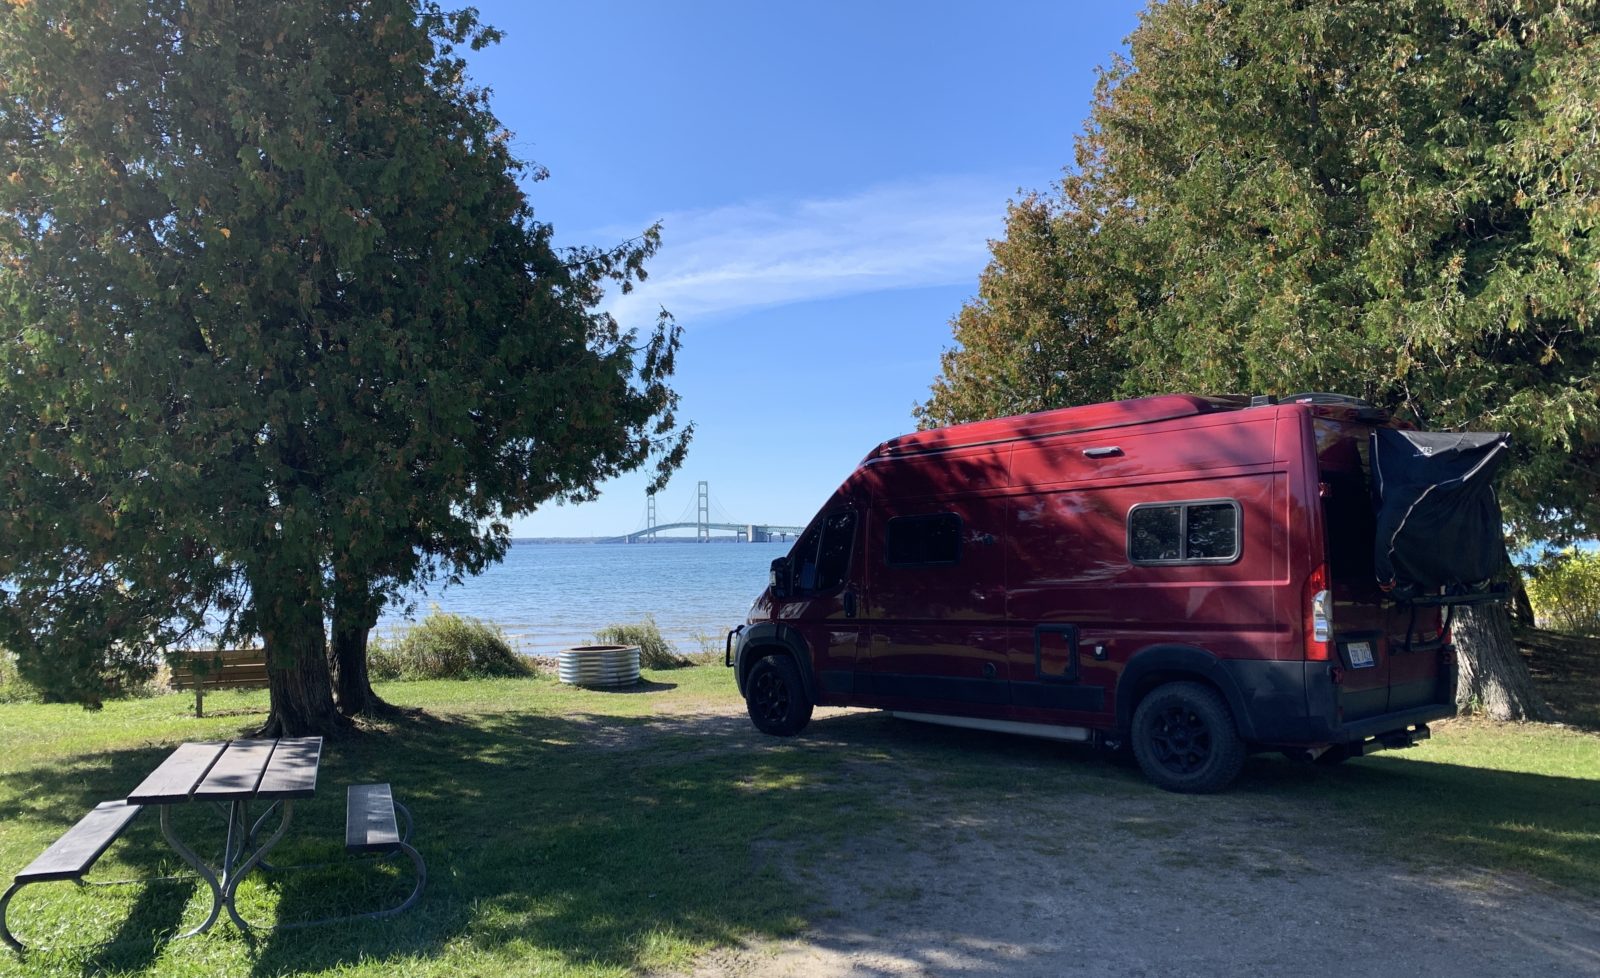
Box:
1006;487;1119;723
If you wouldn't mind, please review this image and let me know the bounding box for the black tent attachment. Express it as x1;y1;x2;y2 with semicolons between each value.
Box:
1372;428;1510;601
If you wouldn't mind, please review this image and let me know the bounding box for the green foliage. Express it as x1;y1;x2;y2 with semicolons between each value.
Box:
0;1;687;720
368;610;531;681
1528;549;1600;637
916;196;1134;427
0;646;39;703
923;0;1600;543
595;617;690;670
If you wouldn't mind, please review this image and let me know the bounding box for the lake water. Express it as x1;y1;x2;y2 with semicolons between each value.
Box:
373;541;790;656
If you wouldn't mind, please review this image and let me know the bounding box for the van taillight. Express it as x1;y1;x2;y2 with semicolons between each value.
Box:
1305;564;1332;661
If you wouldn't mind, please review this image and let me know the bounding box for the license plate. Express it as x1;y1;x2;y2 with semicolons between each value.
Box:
1347;641;1375;668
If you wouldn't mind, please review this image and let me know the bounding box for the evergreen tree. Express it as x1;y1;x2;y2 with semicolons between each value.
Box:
924;0;1600;719
0;0;688;732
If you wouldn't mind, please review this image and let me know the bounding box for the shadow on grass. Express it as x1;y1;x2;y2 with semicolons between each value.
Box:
568;678;678;695
0;719;268;969
1239;748;1600;892
1;707;1595;976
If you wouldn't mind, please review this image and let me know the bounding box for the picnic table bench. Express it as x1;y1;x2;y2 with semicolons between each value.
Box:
1;737;425;953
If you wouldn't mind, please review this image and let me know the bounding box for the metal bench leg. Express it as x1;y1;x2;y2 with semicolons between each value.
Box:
222;801;293;933
260;839;426;931
160;806;223;938
246;802;283;871
365;841;427;921
1;880;26;954
2;866;202;952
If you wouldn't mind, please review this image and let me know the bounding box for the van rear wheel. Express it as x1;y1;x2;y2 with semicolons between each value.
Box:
1131;681;1246;793
745;654;813;736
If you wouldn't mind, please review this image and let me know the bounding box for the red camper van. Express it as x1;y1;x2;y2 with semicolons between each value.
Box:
726;393;1509;792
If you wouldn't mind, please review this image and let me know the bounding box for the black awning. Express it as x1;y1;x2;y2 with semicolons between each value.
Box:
1372;428;1510;599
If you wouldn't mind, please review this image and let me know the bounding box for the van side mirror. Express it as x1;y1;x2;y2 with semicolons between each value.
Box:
769;557;790;598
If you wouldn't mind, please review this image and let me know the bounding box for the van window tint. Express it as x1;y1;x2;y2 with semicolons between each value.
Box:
1129;507;1182;561
1321;470;1375;584
885;513;961;566
1129;501;1240;564
1186;504;1238;559
794;510;856;593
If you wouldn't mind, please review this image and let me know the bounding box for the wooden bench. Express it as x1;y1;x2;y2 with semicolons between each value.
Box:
169;649;269;717
1;801;143;952
342;784;425;921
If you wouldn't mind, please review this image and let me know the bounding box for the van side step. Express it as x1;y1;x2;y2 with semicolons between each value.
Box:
890;712;1093;743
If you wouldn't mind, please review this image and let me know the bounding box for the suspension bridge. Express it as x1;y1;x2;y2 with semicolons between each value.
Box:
602;481;806;543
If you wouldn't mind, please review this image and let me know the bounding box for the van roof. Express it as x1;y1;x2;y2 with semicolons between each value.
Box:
873;394;1250;458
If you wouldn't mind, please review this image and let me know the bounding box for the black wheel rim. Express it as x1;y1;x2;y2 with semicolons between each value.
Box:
1149;703;1211;774
752;669;790;725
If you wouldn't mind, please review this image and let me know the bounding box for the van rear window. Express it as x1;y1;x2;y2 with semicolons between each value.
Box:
1128;501;1240;564
885;513;962;567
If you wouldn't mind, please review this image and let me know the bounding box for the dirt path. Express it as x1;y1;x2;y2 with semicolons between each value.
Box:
644;703;1600;978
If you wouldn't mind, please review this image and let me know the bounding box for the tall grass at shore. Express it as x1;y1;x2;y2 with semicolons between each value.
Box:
594;616;691;669
368;610;531;680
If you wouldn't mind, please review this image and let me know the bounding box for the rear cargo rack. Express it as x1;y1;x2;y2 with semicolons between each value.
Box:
1398;585;1510;608
1391;584;1510;652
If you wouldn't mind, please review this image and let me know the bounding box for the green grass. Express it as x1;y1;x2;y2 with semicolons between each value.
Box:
1;667;1597;977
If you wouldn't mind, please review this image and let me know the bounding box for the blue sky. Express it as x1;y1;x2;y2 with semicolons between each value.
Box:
466;1;1148;537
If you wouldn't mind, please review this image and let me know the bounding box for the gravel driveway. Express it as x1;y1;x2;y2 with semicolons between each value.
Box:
646;706;1600;978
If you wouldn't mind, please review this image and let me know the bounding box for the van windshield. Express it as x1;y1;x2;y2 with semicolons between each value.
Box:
793;511;855;594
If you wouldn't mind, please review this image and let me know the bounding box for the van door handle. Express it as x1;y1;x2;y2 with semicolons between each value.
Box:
1083;446;1123;458
843;590;858;619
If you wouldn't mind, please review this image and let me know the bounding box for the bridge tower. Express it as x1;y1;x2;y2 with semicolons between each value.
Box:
697;481;710;542
645;492;657;544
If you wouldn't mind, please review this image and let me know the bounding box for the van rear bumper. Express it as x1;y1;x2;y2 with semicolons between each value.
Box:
1223;657;1457;747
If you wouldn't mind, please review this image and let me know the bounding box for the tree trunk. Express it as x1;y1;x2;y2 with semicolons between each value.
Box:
1509;570;1537;627
328;567;394;718
1453;601;1551;721
332;604;390;717
254;574;349;737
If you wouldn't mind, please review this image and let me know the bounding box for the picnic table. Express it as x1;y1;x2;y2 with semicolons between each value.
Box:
3;736;424;952
127;737;323;935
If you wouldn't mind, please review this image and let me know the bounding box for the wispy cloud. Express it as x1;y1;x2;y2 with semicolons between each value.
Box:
600;175;1019;325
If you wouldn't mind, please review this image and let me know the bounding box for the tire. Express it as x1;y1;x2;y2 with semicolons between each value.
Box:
745;654;813;737
1131;681;1246;793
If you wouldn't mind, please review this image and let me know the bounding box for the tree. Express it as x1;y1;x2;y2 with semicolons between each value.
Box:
0;0;688;733
924;0;1600;720
914;194;1135;428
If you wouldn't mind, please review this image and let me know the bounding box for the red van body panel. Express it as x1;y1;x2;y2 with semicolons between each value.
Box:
732;395;1456;770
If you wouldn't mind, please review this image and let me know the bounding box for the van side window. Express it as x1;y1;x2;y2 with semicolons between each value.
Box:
885;513;962;567
794;510;856;593
1128;500;1240;564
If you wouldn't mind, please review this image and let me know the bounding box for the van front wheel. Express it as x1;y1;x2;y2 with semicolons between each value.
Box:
1131;682;1246;793
745;655;813;736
